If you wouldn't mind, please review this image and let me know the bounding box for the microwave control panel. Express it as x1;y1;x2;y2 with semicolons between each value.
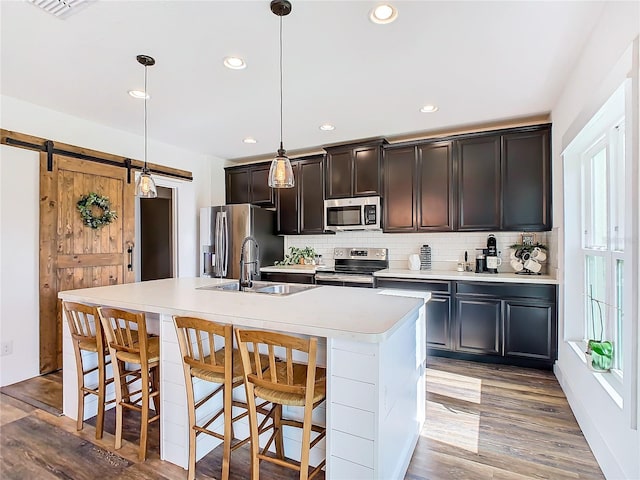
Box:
364;204;377;225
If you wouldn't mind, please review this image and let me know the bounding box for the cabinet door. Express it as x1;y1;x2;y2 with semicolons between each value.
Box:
418;142;454;231
276;163;300;235
457;136;500;230
427;295;452;350
353;146;381;196
326;150;352;199
383;147;416;232
504;300;554;361
249;164;274;207
299;157;325;234
225;168;250;204
455;297;501;355
502;128;551;231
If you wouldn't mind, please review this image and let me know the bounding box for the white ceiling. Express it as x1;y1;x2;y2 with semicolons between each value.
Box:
1;1;604;162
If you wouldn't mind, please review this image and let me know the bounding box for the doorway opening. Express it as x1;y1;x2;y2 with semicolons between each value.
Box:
140;186;175;281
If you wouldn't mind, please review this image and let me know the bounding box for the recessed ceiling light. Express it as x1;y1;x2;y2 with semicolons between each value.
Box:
128;90;149;99
243;137;257;144
319;124;335;131
420;105;439;113
223;56;247;70
370;4;398;24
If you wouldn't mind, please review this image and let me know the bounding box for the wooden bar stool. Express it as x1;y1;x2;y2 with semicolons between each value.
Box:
173;316;271;480
98;307;160;461
235;329;327;480
62;301;114;439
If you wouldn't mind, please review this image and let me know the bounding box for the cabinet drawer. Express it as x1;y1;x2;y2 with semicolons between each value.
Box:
456;282;555;301
377;277;451;294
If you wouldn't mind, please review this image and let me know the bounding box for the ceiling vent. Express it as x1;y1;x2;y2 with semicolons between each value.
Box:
27;0;89;19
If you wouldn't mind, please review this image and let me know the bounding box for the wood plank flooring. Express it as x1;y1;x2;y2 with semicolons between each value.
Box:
0;357;604;479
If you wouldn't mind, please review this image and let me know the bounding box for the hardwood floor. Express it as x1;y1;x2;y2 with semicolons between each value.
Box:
0;357;604;479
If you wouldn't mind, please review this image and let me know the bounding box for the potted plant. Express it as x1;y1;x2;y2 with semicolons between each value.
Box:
275;246;318;266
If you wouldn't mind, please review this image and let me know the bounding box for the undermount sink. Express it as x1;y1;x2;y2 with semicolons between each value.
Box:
198;281;318;296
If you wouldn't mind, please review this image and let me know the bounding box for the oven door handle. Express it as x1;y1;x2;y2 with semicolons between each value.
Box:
315;273;375;284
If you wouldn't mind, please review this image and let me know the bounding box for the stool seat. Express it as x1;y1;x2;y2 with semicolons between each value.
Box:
190;347;264;384
115;336;160;364
255;364;326;407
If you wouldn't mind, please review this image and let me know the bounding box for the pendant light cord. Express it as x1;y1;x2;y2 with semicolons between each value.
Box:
279;15;284;151
144;63;148;172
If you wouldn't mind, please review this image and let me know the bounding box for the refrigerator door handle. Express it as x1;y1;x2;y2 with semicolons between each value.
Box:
221;212;228;277
214;211;222;277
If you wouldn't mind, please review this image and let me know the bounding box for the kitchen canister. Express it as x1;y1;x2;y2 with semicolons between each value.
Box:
408;254;421;271
420;245;432;270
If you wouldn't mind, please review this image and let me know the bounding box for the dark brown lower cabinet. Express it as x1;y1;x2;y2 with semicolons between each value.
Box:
455;297;501;355
376;277;557;369
504;300;554;361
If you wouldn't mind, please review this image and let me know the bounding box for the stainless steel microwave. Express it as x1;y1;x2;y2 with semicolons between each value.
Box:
324;196;381;232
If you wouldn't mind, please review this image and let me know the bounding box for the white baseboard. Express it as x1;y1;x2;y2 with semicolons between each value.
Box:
554;363;626;479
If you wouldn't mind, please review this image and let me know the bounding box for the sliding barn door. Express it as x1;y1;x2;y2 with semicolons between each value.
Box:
40;154;135;373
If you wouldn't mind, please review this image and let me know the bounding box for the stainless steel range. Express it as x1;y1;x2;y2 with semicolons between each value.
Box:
314;247;388;288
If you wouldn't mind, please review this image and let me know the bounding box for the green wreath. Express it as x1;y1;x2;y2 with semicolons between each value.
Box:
77;192;118;229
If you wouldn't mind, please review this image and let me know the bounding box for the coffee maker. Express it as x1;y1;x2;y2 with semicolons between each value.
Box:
486;234;500;273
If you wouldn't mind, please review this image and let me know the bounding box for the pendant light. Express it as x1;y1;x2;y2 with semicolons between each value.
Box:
268;0;295;189
135;54;158;198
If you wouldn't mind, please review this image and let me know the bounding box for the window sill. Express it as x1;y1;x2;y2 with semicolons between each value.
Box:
568;340;623;409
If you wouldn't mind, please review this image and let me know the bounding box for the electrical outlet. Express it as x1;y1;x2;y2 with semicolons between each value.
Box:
1;341;13;356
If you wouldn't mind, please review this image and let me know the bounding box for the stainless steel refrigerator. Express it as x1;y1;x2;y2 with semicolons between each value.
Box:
200;204;283;279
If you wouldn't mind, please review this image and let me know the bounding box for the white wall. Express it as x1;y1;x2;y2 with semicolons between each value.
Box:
0;95;226;386
550;1;640;478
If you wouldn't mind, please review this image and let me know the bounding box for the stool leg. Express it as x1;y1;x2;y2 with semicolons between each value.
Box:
151;365;160;415
95;352;106;440
221;381;232;480
299;403;314;480
246;385;260;480
274;404;284;460
185;373;197;480
74;344;85;432
139;365;150;461
114;361;125;450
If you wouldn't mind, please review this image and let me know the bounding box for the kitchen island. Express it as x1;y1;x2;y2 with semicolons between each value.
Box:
58;277;429;479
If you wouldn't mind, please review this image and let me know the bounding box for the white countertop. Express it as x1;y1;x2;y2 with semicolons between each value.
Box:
374;268;559;285
58;277;429;342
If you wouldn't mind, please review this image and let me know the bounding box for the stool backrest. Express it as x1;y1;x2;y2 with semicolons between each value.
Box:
63;301;102;347
98;307;149;362
235;330;318;398
173;316;232;377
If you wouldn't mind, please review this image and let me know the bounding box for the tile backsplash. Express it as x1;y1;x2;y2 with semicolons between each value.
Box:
285;230;550;271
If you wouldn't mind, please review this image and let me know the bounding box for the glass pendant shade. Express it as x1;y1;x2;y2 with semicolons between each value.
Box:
136;170;157;198
268;148;295;188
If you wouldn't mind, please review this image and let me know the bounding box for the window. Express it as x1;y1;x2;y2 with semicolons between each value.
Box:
579;118;626;372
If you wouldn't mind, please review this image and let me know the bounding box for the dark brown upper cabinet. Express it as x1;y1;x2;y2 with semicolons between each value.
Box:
501;126;551;231
325;139;386;199
456;135;501;231
383;141;454;233
383;146;416;232
418;142;454;231
225;162;275;207
276;155;325;235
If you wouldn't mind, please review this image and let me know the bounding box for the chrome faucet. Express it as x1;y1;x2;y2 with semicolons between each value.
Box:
239;235;259;290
